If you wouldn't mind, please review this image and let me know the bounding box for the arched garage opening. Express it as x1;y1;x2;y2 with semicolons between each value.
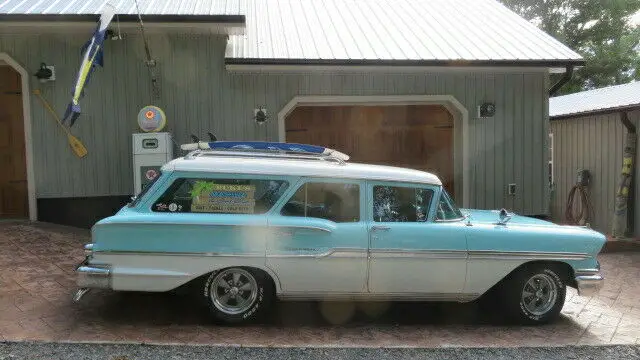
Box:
278;95;469;207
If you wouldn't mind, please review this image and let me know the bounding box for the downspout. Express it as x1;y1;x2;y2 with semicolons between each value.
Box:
612;112;636;238
549;66;574;96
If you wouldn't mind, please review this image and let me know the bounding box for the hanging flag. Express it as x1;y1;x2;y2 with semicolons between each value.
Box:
62;4;115;127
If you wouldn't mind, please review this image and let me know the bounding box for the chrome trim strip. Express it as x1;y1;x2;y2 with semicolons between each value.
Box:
371;249;468;259
278;292;480;302
575;268;600;275
267;248;367;259
92;222;263;228
93;250;264;257
271;225;334;233
468;250;589;260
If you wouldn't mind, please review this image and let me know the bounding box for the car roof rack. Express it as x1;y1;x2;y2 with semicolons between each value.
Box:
181;141;350;165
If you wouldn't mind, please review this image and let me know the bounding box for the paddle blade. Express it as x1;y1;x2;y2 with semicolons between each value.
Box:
67;134;88;158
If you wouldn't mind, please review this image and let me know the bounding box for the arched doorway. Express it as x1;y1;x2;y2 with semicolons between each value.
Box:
0;53;36;221
0;65;28;218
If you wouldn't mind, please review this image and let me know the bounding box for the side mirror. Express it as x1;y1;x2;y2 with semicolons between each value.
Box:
498;208;512;225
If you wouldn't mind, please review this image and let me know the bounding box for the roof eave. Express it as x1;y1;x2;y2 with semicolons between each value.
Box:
225;58;586;68
551;104;640;120
0;14;246;35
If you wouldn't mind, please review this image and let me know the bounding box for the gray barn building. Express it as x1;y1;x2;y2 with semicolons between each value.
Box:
0;0;584;228
550;81;640;236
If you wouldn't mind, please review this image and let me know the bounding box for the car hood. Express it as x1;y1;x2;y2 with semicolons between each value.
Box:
461;209;556;226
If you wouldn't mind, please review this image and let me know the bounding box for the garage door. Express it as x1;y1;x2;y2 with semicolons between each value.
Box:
285;105;454;197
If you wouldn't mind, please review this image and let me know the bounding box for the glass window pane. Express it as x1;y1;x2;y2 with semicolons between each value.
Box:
436;189;464;220
152;178;289;214
373;185;434;222
281;182;360;223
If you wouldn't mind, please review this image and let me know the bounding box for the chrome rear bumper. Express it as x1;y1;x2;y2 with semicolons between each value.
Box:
73;257;112;302
575;273;603;296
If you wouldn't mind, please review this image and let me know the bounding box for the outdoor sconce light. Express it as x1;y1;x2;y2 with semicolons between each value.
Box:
254;107;268;125
34;62;55;83
477;102;496;118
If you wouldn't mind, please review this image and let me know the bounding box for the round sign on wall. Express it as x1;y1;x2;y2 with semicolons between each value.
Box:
137;105;166;132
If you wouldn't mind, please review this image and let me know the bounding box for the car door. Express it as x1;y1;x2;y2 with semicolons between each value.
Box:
367;182;468;297
266;178;368;296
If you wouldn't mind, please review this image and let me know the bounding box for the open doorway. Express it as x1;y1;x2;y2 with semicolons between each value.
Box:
0;65;28;218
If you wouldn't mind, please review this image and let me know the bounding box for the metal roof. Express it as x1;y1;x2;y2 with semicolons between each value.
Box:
550;81;640;119
0;0;244;15
1;0;584;66
225;0;583;66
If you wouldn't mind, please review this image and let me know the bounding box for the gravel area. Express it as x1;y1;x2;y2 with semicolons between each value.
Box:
0;342;639;360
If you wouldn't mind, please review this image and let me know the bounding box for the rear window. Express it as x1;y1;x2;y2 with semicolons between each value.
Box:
153;178;289;214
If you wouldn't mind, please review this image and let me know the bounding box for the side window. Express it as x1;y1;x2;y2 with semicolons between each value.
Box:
152;178;289;214
281;182;360;223
373;185;434;222
436;190;464;221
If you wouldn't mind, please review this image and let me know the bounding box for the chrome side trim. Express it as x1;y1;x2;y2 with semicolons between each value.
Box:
271;225;334;233
92;222;262;228
93;250;264;257
278;292;480;302
371;249;468;259
267;248;367;259
575;268;600;276
468;250;589;260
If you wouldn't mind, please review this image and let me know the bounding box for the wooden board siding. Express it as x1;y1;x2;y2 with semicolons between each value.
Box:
286;105;455;196
0;66;27;218
0;33;549;216
550;109;640;235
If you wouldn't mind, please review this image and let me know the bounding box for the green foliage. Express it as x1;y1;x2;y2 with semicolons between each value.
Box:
189;180;215;199
501;0;640;94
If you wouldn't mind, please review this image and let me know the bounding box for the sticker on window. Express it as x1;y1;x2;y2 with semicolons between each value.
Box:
190;181;257;214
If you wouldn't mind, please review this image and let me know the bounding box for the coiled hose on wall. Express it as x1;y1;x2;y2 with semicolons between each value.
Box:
565;184;592;226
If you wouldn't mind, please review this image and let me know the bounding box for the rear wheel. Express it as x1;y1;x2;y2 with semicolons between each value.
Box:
501;264;566;325
203;267;274;324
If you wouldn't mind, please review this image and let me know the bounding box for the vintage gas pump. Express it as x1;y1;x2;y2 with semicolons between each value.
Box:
132;106;173;194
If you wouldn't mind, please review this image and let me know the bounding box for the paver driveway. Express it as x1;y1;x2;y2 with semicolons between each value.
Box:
1;221;639;347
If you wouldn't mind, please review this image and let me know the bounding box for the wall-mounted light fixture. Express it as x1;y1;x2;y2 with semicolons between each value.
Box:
477;102;496;118
34;62;55;83
254;107;268;125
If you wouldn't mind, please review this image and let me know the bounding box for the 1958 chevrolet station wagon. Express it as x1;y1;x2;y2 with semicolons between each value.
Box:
75;141;605;325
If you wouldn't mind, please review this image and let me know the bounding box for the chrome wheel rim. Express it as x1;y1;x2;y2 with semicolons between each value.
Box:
210;268;258;315
521;273;558;316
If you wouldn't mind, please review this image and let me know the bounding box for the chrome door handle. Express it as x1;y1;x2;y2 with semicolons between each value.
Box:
371;225;390;231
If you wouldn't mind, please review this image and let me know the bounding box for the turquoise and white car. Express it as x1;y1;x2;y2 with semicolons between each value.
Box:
75;141;605;325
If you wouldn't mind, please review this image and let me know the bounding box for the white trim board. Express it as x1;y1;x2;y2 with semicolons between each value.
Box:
0;53;37;221
277;95;470;207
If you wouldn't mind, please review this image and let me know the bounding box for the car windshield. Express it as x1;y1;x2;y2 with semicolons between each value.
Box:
436;189;464;221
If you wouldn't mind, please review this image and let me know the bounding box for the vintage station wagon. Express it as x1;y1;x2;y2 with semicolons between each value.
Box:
75;141;605;325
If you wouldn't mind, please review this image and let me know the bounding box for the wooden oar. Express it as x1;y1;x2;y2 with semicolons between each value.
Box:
33;89;88;158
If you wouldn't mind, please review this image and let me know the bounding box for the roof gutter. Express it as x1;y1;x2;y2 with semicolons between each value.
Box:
549;65;574;96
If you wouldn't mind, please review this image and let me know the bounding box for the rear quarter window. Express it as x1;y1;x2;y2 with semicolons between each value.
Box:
152;178;289;214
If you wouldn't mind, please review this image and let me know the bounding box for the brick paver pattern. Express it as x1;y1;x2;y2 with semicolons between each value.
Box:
0;222;639;347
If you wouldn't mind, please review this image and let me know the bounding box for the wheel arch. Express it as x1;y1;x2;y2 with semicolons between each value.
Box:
482;260;576;296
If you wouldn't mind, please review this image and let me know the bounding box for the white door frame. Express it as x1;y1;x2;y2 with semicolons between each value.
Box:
0;53;37;221
277;95;470;207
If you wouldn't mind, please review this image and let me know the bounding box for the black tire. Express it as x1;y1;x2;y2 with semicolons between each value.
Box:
500;264;566;325
202;267;274;324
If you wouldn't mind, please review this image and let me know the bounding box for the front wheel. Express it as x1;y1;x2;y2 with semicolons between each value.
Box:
203;267;274;324
501;264;566;325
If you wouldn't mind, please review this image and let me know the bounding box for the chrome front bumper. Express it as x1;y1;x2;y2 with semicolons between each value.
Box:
575;273;604;296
